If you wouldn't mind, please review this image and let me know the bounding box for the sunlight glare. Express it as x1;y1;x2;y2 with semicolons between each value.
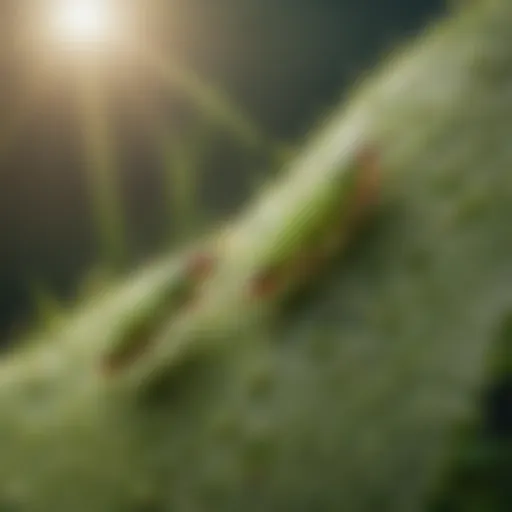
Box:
52;0;117;49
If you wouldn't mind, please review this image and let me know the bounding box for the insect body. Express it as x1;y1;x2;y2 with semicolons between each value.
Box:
102;248;218;373
248;144;381;301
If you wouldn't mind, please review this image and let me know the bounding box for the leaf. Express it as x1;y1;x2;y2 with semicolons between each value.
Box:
0;2;511;511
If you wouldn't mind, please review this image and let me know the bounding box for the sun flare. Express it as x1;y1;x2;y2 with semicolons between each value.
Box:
51;0;117;49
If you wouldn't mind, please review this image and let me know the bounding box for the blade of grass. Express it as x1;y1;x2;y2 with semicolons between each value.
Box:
158;118;212;245
133;39;290;161
75;66;127;273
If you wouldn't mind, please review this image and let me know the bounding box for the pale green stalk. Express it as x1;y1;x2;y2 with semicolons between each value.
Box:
77;66;127;272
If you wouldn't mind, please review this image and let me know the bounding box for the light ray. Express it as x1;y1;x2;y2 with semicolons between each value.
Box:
75;66;127;270
131;39;287;158
159;120;210;243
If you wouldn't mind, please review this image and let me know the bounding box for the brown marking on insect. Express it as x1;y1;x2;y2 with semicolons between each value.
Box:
350;143;382;223
102;333;156;375
248;241;327;300
185;251;217;282
331;142;382;245
175;250;220;314
249;264;288;299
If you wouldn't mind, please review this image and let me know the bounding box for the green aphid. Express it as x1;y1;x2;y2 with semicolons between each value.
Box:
103;250;217;372
247;144;381;301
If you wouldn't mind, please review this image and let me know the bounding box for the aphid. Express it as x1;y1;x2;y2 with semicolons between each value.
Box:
102;250;219;374
347;144;382;226
247;143;381;301
180;250;218;310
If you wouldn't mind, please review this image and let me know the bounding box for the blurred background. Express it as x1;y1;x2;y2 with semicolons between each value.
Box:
0;0;446;340
0;1;509;508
